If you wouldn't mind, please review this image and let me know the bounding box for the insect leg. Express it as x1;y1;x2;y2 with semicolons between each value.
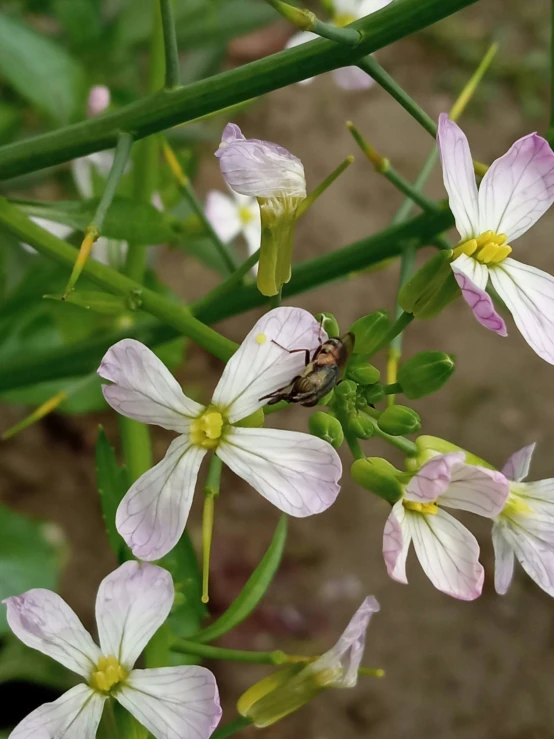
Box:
270;340;311;366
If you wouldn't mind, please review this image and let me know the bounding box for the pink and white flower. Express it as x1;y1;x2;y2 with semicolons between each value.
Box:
205;189;261;270
383;452;509;599
4;561;221;739
98;307;342;561
437;114;554;363
493;443;554;596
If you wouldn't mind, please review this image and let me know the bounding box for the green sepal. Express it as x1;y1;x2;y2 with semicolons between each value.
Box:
348;410;375;440
362;382;385;405
349;310;392;355
378;405;421;436
398;250;457;318
351;457;403;504
397;351;455;399
346;355;380;386
315;312;340;339
309;411;344;448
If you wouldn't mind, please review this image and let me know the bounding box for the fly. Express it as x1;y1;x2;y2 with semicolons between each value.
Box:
259;332;355;408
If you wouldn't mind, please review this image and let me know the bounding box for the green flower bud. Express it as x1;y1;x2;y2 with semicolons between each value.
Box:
334;379;357;414
378;405;421;436
349;310;392;355
315;312;340;339
309;412;344;448
348;410;375;440
235;408;265;428
412;435;493;470
346;356;380;386
398;251;459;319
397;351;455;399
351;457;403;504
362;383;385;405
238;665;315;728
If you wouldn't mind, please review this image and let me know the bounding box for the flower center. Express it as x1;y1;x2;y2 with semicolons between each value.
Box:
90;655;127;693
452;231;512;265
403;500;439;515
239;206;254;225
334;13;356;27
190;410;224;449
501;492;534;519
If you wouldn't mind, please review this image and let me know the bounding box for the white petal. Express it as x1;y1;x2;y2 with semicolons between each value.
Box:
212;306;326;423
9;685;105;739
30;217;73;241
358;0;394;14
436;114;479;241
451;257;508;337
382;501;410;584
116;666;221;739
404;452;465;503
439;464;509;518
502;443;536;481
489;258;554;364
408;508;484;600
518;478;554;504
116;437;206;561
499;521;554;596
71;157;94;199
478;133;554;241
217;427;341;516
204;191;242;244
99;339;204;431
451;252;488;289
491;523;515;595
332;66;374;90
96;562;174;671
3;590;100;679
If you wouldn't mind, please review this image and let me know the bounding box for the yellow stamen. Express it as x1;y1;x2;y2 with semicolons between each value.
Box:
452;231;511;264
90;655;127;693
239;206;254;225
502;493;534;519
403;500;439;515
190;411;224;449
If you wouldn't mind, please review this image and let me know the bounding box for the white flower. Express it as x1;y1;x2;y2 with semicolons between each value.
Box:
383;452;509;599
4;561;221;739
98;307;342;561
437;114;554;363
205;189;261;272
492;443;554;596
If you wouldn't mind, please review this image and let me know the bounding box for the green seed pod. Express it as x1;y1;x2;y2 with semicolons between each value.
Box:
378;405;421;436
315;312;340;339
349;310;392;355
362;383;385;405
309;412;344;448
397;351;455;399
348;410;375;440
398;250;458;319
346;356;381;386
351;457;403;504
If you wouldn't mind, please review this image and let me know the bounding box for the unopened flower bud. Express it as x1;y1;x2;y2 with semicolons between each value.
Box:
348;410;375;440
87;85;111;118
397;351;455;399
398;251;459;319
334;380;357;413
309;412;344;448
351;457;403;504
347;356;380;386
412;435;492;470
315;312;340;339
362;383;385;405
349;310;391;355
378;405;421;436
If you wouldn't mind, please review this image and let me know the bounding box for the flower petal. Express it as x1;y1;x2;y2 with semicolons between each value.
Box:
502;443;536;482
96;562;174;671
451;252;488;289
332;66;374;90
3;590;100;679
407;508;484;600
498;521;554;596
382;501;410;584
404;452;465;503
116;666;221;739
439;464;509;518
437;114;479;241
204;191;242;244
451;259;508;336
99;339;204;431
285;32;316;85
9;685;105;739
215;123;306;199
217;427;341;516
489;258;554;364
478;133;554;241
212;306;326;423
492;523;515;595
358;0;394;13
116;437;206;561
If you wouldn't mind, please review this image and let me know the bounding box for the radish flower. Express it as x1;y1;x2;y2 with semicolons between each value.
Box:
205;189;261;272
437;114;554;362
99;307;342;561
4;561;221;739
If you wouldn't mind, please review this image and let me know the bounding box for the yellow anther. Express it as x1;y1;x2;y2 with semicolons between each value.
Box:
462;238;478;256
502;493;534;519
239;206;254;225
478;243;499;264
312;666;343;688
452;231;512;265
494;245;512;262
403;500;439;515
190;410;224;449
256;333;267;345
333;13;356;27
89;655;127;693
476;230;493;246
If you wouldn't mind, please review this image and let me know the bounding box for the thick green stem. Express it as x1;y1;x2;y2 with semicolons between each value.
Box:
192;249;260;314
370;311;414;357
212;717;252;739
160;0;181;89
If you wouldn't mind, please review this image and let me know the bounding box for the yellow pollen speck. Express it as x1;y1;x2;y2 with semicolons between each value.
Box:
403;500;439;515
256;333;267;345
239;206;253;225
452;232;512;264
90;655;127;693
190;410;224;449
502;493;534;519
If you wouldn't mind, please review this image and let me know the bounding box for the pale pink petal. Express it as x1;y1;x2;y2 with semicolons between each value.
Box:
99;339;204;432
439;464;509;518
333;66;374;90
437;114;479;241
404;452;465;503
3;590;100;679
478;133;554;241
518;478;554;505
204;191;242;244
216;427;341;516
502;443;536;482
116;437;206;561
87;85;111;118
492;523;515;595
96;562;174;671
212;306;326;423
9;685;105;739
451;252;488;289
489;258;554;364
243;220;262;266
499;521;554;596
451;261;508;337
382;501;410;584
407;508;484;600
285;32;316;85
116;666;221;739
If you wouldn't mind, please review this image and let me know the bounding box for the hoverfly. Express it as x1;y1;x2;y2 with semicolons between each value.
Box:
259;332;355;407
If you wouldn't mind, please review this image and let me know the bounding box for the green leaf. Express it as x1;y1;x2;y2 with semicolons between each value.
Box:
95;428;129;561
53;0;102;47
176;0;278;49
0;505;63;634
0;13;86;124
194;516;287;644
0;638;76;691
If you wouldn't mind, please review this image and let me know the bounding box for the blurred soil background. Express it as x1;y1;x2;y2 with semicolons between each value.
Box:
2;1;554;737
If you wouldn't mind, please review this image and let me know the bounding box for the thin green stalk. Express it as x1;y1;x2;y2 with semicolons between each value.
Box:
160;0;181;89
369;311;414;357
344;428;364;460
370;418;418;456
386;244;417;403
202;455;223;604
0;0;479;180
192;249;260;314
212;717;252;739
393;149;438;224
120;417;153;482
312;17;362;46
296;156;354;218
382;167;439;213
171;640;310;665
269;289;282;309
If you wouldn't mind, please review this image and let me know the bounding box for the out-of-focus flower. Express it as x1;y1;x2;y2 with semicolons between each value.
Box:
4;561;221;739
98;307;342;561
437;114;554;363
86;84;111;118
205;189;261;273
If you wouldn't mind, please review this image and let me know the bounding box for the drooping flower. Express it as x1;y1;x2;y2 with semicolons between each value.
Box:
215;123;306;296
205;189;261;272
98;307;342;561
437;114;554;363
383;452;509;599
4;561;221;739
492;443;554;596
238;596;380;727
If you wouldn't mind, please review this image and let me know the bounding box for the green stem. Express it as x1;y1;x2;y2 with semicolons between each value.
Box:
370;418;418;455
384;382;402;395
268;289;282;309
296;156;354;218
93;133;134;231
103;700;120;739
312;17;362;46
160;0;181;89
202;455;223;604
192;249;260;313
212;717;252;739
120;417;153;483
373;311;415;357
0;0;479;180
344;428;364;460
390;246;417;353
171;640;310;665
